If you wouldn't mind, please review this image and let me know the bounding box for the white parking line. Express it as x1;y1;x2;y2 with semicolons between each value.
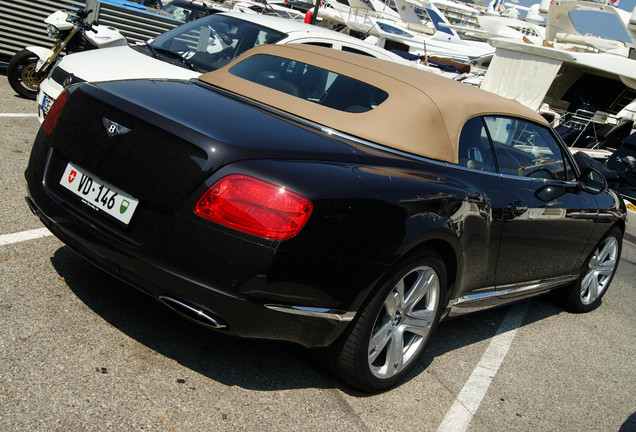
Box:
436;302;529;432
0;228;53;246
0;113;38;117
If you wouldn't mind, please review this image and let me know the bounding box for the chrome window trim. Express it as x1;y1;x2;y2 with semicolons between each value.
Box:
498;172;579;185
449;163;581;187
450;163;503;178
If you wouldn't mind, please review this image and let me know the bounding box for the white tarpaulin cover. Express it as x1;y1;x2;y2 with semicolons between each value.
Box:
481;48;562;112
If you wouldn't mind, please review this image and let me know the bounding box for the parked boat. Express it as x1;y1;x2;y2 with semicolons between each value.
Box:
461;0;636;153
315;0;494;62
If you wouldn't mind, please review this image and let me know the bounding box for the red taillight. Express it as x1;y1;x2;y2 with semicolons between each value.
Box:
42;89;69;135
195;174;313;240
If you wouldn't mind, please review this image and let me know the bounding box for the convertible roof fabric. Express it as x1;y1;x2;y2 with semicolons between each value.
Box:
199;44;548;164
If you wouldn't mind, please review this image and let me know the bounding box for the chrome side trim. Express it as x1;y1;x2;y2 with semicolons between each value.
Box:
264;305;356;322
448;274;578;317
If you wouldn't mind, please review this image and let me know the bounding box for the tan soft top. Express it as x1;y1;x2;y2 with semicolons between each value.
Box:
199;44;547;164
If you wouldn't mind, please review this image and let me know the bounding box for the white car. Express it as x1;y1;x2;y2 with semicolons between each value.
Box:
36;12;413;122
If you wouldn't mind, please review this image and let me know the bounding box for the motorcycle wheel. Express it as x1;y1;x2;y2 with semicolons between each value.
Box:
7;49;44;100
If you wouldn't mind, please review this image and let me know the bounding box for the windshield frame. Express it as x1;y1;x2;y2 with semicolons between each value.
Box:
147;14;288;72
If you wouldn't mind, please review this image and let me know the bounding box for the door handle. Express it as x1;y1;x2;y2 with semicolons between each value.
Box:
511;203;528;212
507;201;528;217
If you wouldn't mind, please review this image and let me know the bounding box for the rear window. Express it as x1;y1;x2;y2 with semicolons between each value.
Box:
228;54;389;113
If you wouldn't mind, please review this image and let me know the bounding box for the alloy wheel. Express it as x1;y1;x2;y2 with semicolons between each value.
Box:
368;265;439;379
580;236;619;305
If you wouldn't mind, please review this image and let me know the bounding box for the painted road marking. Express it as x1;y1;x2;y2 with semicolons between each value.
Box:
436;302;529;432
0;228;53;246
0;113;38;117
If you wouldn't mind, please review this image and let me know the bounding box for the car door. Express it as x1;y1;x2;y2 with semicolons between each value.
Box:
455;116;504;292
484;116;599;287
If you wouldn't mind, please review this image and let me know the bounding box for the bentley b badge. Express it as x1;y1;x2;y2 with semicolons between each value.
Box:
103;118;131;137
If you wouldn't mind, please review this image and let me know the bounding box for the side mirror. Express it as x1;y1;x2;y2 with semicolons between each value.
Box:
579;167;607;195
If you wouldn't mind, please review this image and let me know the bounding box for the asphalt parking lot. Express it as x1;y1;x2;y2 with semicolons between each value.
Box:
1;70;635;432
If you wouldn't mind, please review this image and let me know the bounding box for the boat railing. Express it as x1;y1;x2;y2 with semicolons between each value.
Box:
346;6;397;25
555;108;626;149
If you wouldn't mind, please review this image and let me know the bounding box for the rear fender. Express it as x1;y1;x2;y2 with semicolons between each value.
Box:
393;226;463;305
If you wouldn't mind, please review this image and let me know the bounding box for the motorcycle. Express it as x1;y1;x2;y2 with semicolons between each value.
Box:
7;8;127;100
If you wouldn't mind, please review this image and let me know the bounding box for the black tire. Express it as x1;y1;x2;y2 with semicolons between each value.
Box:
325;253;447;392
563;227;622;313
7;49;43;100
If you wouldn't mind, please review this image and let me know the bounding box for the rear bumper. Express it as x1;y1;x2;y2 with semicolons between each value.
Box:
25;191;354;348
24;123;392;348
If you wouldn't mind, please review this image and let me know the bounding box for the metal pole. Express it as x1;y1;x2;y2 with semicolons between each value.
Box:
310;0;320;25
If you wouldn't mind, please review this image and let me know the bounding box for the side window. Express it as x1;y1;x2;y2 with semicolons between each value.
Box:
458;117;497;172
484;117;573;180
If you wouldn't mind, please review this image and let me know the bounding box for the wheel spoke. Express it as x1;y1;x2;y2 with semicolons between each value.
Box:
385;281;403;317
368;321;392;363
403;269;432;309
597;238;617;262
402;315;433;338
386;329;404;373
596;259;617;277
581;271;595;294
586;275;600;302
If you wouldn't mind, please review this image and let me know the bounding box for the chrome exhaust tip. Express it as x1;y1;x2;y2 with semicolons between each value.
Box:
158;296;227;330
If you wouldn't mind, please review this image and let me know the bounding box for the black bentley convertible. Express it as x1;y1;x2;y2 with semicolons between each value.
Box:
25;44;626;391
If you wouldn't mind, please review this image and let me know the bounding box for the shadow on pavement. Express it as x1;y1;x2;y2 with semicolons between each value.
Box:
620;411;636;432
51;245;565;395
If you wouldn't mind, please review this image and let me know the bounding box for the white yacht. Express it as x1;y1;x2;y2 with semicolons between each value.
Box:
476;0;636;154
316;0;494;61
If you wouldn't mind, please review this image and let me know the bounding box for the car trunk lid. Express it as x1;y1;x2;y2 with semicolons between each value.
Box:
48;79;362;214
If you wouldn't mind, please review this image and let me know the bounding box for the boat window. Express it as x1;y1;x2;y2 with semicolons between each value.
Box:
229;54;389;113
569;10;632;44
425;8;454;36
301;42;333;49
341;46;375;57
458;117;497;172
377;22;414;38
484;116;573;180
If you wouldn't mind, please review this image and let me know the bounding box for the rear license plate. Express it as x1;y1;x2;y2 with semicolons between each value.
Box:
59;162;139;225
41;94;54;116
